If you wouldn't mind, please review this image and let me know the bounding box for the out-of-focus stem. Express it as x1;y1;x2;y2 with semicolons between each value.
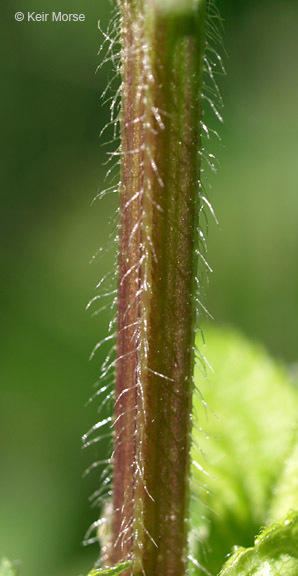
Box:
112;1;207;575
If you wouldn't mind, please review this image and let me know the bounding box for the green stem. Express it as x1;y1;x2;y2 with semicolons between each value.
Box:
112;1;207;575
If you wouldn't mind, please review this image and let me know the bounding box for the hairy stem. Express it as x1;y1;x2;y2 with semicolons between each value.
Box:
112;1;206;575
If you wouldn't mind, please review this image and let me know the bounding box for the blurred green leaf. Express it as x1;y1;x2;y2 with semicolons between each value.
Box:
190;327;298;574
269;431;298;524
0;558;18;576
219;512;298;575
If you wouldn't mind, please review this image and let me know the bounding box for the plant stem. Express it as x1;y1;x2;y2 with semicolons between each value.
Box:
112;1;207;574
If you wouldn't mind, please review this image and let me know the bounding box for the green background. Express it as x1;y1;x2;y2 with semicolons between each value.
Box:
0;1;297;575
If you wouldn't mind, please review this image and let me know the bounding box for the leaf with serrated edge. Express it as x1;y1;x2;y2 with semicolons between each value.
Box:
219;513;298;575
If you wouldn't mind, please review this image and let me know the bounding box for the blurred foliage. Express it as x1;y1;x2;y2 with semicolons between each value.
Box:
0;558;18;576
1;0;298;575
191;327;298;574
269;433;298;524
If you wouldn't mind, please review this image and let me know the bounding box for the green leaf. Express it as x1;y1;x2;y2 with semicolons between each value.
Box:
0;558;18;576
219;512;298;575
87;562;132;576
190;327;298;575
269;430;298;524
